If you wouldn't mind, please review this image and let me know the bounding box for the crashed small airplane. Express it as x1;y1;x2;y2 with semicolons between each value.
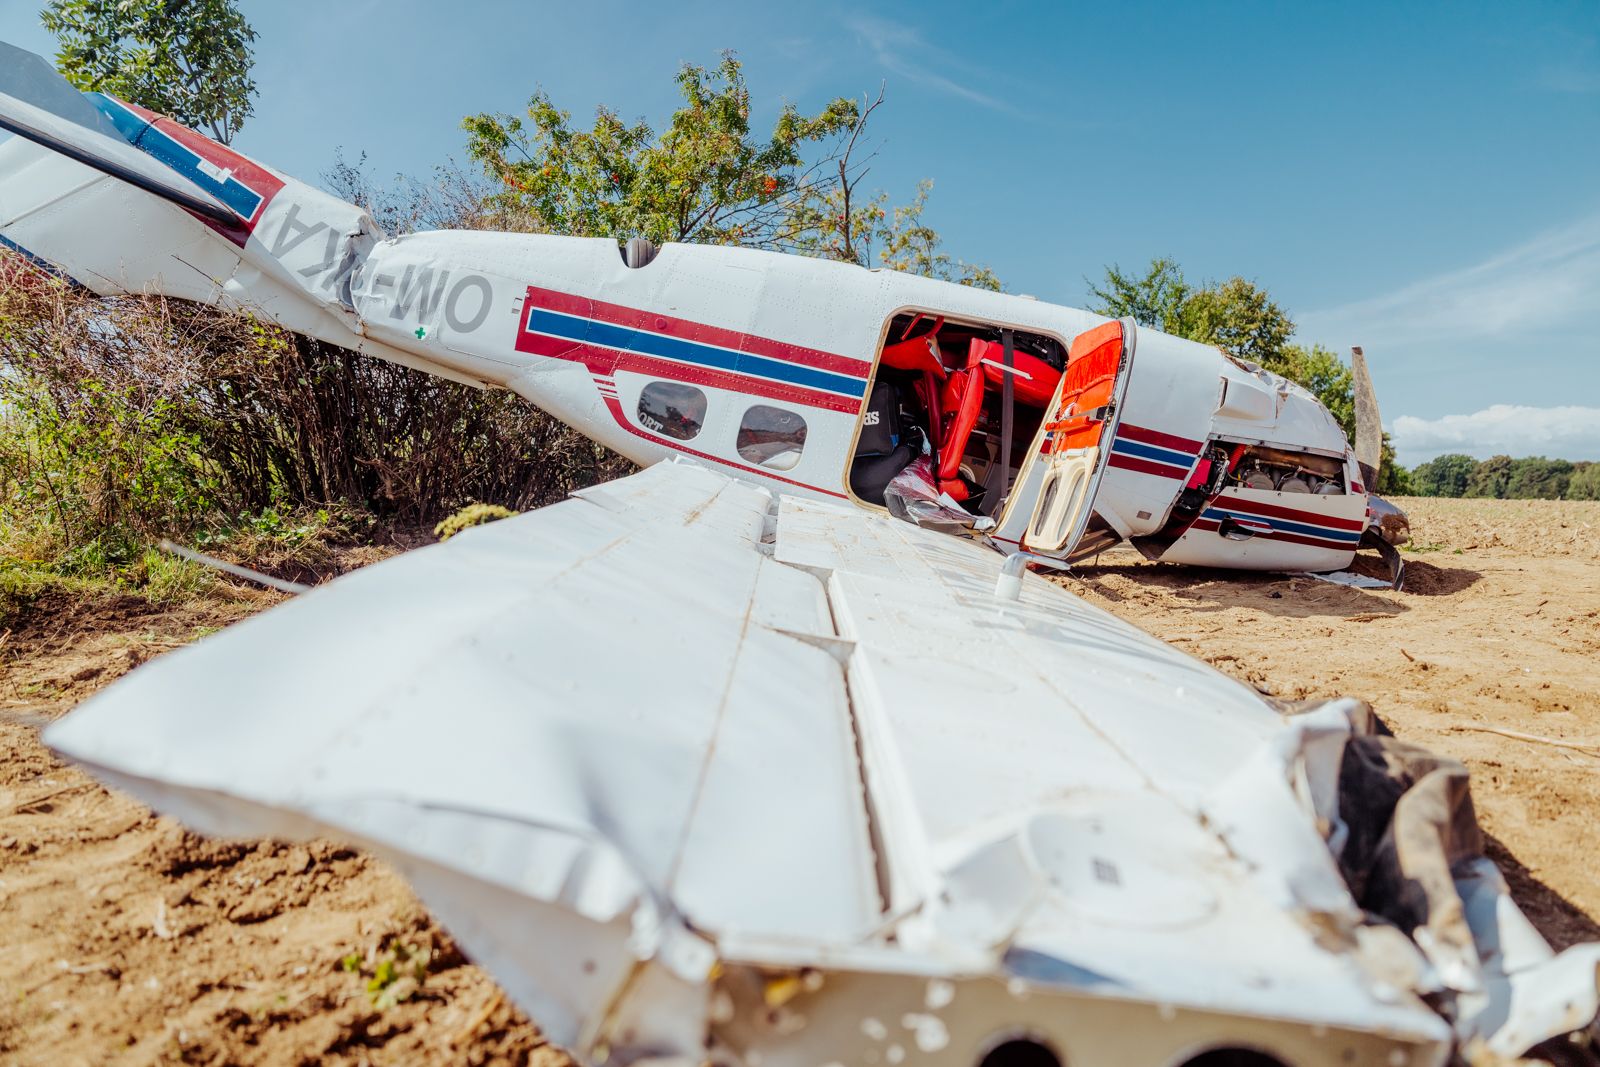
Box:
3;41;1595;1067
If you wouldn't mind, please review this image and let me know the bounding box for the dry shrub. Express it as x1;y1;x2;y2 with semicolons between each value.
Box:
0;255;630;579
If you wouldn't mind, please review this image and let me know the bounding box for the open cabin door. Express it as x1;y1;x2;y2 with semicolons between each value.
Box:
1017;318;1136;558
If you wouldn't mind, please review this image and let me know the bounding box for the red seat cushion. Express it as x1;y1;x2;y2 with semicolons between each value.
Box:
977;342;1061;407
879;333;947;377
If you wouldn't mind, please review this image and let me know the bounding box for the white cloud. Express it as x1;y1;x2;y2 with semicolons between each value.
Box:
844;14;1013;112
1391;404;1600;465
1297;212;1600;349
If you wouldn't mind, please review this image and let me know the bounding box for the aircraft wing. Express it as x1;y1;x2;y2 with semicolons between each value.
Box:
43;460;1599;1065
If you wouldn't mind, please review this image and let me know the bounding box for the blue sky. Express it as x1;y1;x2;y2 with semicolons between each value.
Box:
3;1;1597;464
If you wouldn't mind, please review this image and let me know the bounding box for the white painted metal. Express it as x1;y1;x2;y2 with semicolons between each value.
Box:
13;50;1594;1064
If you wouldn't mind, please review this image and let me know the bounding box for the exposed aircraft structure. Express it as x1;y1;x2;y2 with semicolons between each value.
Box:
4;42;1595;1067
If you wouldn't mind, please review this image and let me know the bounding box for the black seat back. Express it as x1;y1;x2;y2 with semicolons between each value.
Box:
851;380;914;504
855;379;902;456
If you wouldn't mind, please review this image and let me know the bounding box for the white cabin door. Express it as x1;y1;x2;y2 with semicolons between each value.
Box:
1019;318;1137;557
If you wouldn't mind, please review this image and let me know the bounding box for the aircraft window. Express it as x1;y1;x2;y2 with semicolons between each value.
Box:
737;404;808;471
637;381;707;441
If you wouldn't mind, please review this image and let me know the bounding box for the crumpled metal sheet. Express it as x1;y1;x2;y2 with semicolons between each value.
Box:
1338;735;1486;990
1338;733;1600;1062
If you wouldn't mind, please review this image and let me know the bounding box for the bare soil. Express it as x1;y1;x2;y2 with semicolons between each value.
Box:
1;496;1596;1064
0;564;564;1065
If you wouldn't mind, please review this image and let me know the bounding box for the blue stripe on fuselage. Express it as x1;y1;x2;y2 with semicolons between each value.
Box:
89;94;263;221
525;307;867;398
1111;437;1194;468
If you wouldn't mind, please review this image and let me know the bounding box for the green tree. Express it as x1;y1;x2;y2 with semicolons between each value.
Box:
1086;257;1190;333
1088;260;1294;371
1504;457;1573;500
1568;463;1600;500
790;179;998;290
41;0;258;143
1465;455;1514;499
461;54;859;247
1176;277;1296;372
1410;453;1476;497
462;60;998;288
876;181;999;290
1376;447;1412;495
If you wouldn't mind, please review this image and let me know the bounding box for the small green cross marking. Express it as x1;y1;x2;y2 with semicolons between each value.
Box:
415;325;428;340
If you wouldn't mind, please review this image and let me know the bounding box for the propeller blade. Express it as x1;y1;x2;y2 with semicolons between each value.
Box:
1351;345;1382;489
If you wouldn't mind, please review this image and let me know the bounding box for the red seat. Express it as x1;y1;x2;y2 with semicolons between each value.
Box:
878;315;947;378
879;333;947;377
977;342;1061;408
935;339;989;498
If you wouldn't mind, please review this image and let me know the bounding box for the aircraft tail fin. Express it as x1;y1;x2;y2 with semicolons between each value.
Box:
0;40;241;229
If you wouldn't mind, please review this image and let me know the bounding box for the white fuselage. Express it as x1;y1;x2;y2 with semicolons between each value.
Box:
0;112;1369;573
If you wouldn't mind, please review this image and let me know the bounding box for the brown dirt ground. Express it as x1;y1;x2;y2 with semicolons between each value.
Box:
0;559;567;1066
1;497;1596;1064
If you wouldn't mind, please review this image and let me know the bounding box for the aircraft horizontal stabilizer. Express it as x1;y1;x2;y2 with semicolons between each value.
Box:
0;41;238;226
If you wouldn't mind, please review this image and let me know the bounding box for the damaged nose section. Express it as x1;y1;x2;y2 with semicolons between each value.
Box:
1360;495;1410;590
1367;495;1411;548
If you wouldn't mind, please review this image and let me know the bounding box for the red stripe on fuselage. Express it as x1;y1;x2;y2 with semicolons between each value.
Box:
1210;494;1366;532
522;285;871;379
1116;423;1204;453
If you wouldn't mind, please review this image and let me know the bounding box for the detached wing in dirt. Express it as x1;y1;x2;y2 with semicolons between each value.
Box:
45;460;1600;1066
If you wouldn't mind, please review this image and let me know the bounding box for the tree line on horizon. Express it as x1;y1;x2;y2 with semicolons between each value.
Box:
1408;453;1600;500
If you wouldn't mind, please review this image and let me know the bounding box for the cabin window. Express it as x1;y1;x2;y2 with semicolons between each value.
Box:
637;381;707;441
737;404;807;471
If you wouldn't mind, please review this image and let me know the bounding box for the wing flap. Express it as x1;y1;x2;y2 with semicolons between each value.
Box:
773;497;1445;1035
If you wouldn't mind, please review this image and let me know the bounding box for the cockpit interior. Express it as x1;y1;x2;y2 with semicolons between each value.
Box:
849;312;1067;516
